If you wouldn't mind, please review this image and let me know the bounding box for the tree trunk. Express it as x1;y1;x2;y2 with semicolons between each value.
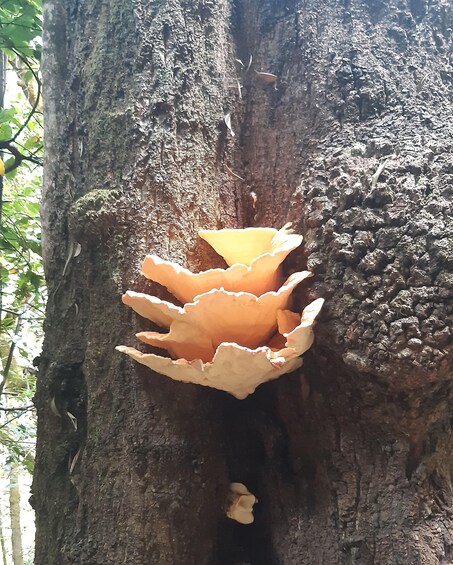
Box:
0;503;9;565
33;0;453;564
9;464;23;565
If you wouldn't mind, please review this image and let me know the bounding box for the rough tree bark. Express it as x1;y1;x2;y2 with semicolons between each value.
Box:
33;0;452;564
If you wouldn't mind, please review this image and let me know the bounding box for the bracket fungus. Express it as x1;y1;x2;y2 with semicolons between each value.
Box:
117;224;323;399
141;226;303;303
226;483;257;525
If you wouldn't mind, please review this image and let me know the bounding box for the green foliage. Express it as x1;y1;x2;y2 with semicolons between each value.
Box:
1;0;43;486
0;413;35;473
1;0;44;330
0;0;42;175
0;0;42;58
1;171;45;324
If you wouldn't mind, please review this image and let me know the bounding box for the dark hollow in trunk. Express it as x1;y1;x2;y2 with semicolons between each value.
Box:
33;0;453;563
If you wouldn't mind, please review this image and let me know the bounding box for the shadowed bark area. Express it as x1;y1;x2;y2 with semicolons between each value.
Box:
34;0;452;563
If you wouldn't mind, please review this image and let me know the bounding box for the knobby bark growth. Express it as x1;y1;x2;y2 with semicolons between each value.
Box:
33;0;452;563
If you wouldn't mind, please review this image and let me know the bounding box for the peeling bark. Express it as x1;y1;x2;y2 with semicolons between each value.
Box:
34;0;453;563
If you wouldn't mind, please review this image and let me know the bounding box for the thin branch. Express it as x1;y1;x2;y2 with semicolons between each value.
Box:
0;406;34;412
9;49;41;142
8;54;42;112
12;441;36;445
20;300;45;315
1;143;43;173
30;143;43;156
0;413;27;430
0;298;32;398
0;235;33;267
0;308;20;316
1;22;41;31
32;114;43;127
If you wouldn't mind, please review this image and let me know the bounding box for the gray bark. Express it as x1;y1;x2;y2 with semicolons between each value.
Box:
33;0;453;563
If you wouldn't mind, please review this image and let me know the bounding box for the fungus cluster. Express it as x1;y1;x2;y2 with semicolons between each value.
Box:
116;225;323;399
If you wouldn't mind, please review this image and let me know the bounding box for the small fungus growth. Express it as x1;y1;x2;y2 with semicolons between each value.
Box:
116;224;323;399
226;483;257;525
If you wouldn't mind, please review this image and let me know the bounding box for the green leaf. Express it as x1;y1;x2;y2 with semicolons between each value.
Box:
0;123;13;140
5;164;18;179
24;135;41;150
28;271;42;290
0;107;16;123
27;240;42;255
0;317;15;331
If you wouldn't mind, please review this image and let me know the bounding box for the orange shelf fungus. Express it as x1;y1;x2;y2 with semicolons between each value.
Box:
141;224;302;303
117;225;323;399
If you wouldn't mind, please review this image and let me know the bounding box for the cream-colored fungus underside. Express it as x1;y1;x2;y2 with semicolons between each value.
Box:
117;298;323;399
122;271;311;362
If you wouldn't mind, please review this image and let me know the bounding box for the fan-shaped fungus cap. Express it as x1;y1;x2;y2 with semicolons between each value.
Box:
122;271;311;363
142;224;303;303
198;224;300;267
116;298;324;399
226;483;257;525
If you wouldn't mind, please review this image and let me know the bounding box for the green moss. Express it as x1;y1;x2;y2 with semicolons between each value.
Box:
70;189;123;243
71;188;122;216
